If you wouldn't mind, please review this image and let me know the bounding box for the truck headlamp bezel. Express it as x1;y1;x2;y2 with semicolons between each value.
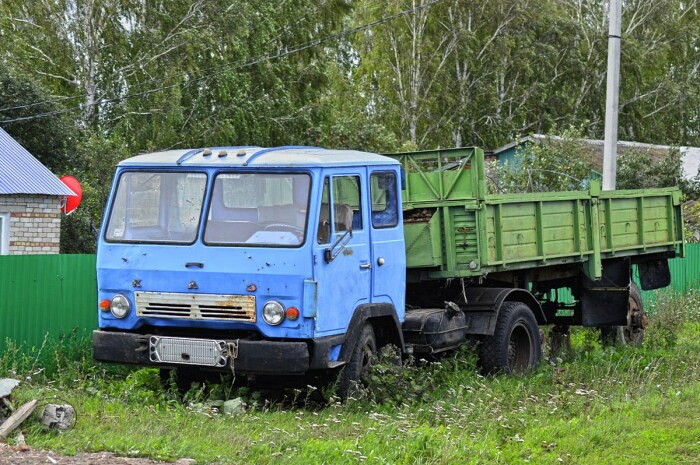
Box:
110;294;131;318
262;301;285;326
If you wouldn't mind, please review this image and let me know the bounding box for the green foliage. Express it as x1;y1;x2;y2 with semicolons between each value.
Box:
0;66;78;172
331;0;700;150
345;344;481;408
4;311;700;463
492;129;598;193
1;1;700;250
60;133;129;253
343;346;430;406
616;146;698;197
304;119;398;153
644;289;700;349
684;200;700;243
0;329;100;386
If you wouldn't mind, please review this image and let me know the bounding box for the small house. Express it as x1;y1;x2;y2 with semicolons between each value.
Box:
489;135;700;182
0;127;74;255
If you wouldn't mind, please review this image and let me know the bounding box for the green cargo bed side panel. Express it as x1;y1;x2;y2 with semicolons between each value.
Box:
404;212;443;268
386;147;683;282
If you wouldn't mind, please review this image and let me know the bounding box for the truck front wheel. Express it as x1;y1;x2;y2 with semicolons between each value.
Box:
337;323;376;398
479;302;541;375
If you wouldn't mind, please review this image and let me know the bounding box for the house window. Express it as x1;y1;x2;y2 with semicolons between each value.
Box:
0;213;9;255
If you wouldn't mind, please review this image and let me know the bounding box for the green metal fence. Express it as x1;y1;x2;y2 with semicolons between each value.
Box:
0;246;698;352
0;254;96;352
638;242;700;305
655;242;700;293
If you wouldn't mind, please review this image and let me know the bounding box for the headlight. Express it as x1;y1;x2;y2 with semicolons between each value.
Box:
110;294;131;318
262;301;285;326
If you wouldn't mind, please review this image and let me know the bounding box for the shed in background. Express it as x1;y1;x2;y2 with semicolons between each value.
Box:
0;127;74;254
489;135;700;182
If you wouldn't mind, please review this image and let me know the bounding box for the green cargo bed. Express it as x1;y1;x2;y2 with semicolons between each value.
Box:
387;147;684;282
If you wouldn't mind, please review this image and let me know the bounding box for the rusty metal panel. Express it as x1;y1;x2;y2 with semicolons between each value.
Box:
135;291;256;321
0;254;96;351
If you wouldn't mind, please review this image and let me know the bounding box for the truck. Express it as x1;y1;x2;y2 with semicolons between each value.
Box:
92;145;684;394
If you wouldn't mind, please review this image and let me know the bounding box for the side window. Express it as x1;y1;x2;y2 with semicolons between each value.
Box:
370;171;398;228
332;176;362;232
317;178;331;244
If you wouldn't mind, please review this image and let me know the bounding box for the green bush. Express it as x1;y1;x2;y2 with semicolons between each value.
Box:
645;289;700;349
493;128;598;194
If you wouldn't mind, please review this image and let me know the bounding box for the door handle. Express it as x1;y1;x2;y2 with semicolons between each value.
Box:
359;263;372;270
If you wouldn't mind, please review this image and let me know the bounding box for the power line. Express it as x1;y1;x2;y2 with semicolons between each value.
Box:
0;94;79;113
0;0;444;125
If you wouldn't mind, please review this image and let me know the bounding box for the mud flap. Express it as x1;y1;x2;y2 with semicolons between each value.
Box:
638;259;671;290
580;258;630;327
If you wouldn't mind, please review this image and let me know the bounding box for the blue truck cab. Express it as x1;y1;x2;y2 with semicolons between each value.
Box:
92;146;407;384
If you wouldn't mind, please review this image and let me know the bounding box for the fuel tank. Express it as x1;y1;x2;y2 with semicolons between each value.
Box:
402;306;468;354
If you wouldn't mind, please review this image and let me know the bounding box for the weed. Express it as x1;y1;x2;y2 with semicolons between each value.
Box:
645;288;700;349
1;290;699;464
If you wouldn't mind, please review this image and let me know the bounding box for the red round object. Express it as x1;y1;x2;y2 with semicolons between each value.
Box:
286;306;300;321
60;176;83;214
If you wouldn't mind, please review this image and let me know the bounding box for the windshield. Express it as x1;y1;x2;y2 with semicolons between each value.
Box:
204;172;310;247
105;172;207;243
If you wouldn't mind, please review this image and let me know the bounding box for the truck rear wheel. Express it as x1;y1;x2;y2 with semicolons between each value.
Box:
337;323;376;399
600;283;645;346
479;302;541;375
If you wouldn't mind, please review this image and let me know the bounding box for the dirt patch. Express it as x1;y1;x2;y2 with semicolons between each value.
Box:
0;444;196;464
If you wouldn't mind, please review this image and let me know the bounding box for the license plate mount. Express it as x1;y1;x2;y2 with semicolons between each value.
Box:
149;336;228;367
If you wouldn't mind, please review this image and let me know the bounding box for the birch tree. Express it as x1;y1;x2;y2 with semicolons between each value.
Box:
353;0;457;148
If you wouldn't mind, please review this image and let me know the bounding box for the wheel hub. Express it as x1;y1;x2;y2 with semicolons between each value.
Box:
507;323;532;374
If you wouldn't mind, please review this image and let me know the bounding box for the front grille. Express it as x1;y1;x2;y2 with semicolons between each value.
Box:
135;292;256;322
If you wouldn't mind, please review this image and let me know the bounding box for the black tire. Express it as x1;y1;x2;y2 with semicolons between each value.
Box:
479;302;541;375
337;323;376;399
600;282;645;346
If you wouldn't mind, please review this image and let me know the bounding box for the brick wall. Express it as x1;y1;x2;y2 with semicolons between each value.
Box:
0;194;62;255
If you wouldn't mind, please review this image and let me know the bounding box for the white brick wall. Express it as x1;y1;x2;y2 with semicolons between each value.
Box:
0;194;62;255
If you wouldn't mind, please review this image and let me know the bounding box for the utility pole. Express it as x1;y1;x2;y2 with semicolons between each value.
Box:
602;0;622;191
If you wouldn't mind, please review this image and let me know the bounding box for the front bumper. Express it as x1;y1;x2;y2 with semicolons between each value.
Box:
93;330;311;374
92;330;344;375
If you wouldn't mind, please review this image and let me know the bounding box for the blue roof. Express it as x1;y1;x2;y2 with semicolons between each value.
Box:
0;127;75;196
119;146;399;168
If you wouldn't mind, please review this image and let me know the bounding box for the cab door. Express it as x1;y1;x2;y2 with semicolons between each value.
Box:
367;169;405;320
312;172;371;336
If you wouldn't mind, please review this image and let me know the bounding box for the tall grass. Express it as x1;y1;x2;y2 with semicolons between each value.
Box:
0;288;698;464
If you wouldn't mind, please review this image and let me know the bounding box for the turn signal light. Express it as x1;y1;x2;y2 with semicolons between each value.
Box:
99;299;111;311
286;307;300;321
